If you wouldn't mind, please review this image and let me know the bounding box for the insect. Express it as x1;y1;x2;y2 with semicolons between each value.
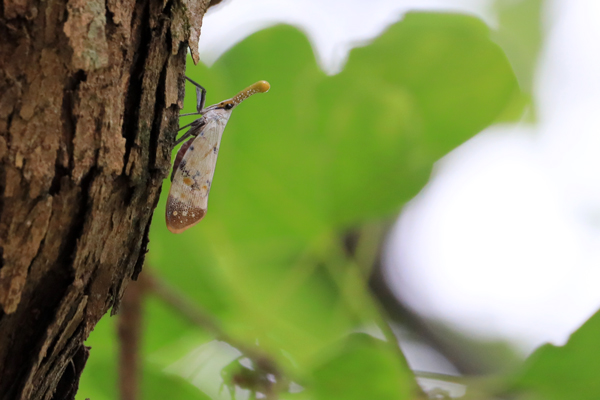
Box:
166;77;270;233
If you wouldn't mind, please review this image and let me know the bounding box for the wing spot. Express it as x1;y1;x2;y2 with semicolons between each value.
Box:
173;211;178;216
182;211;188;216
183;177;194;186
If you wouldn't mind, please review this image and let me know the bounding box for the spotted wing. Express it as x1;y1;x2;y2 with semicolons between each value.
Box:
166;118;226;233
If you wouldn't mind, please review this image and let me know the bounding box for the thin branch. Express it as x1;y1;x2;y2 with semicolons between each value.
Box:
118;279;145;400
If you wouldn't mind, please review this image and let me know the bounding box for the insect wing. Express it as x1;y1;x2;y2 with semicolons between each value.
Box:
166;119;225;233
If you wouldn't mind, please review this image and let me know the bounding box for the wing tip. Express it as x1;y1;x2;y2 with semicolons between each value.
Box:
166;211;206;234
165;197;207;233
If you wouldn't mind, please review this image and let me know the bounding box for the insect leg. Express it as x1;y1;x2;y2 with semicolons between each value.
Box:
177;121;195;132
174;117;205;146
174;121;197;146
174;131;194;146
185;76;207;113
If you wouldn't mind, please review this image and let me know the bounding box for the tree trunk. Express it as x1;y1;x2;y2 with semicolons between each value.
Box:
0;0;211;398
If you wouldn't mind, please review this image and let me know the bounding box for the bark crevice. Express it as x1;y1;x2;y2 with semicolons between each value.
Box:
121;0;151;175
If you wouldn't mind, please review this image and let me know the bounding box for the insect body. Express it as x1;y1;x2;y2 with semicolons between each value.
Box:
166;78;270;233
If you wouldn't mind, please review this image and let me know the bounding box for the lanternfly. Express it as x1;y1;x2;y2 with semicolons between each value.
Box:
166;77;270;233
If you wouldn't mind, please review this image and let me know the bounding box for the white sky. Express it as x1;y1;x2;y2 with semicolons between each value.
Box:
198;0;600;354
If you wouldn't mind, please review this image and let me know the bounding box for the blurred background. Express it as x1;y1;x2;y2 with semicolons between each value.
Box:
78;1;600;399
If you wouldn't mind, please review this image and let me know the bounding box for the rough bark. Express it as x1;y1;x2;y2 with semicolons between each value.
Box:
0;0;212;398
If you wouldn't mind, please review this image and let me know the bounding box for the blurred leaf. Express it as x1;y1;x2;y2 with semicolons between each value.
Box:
319;12;519;223
493;0;544;94
78;299;211;400
511;310;600;400
77;313;118;400
148;11;520;397
492;0;544;122
164;340;245;400
143;295;209;356
312;334;413;400
219;357;274;397
142;364;211;400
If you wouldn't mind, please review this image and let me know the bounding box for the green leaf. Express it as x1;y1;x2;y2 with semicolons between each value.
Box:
493;0;543;95
511;310;600;400
77;314;118;400
312;334;413;400
318;12;519;223
143;295;208;355
148;11;520;395
77;300;211;400
491;0;543;122
142;364;211;400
